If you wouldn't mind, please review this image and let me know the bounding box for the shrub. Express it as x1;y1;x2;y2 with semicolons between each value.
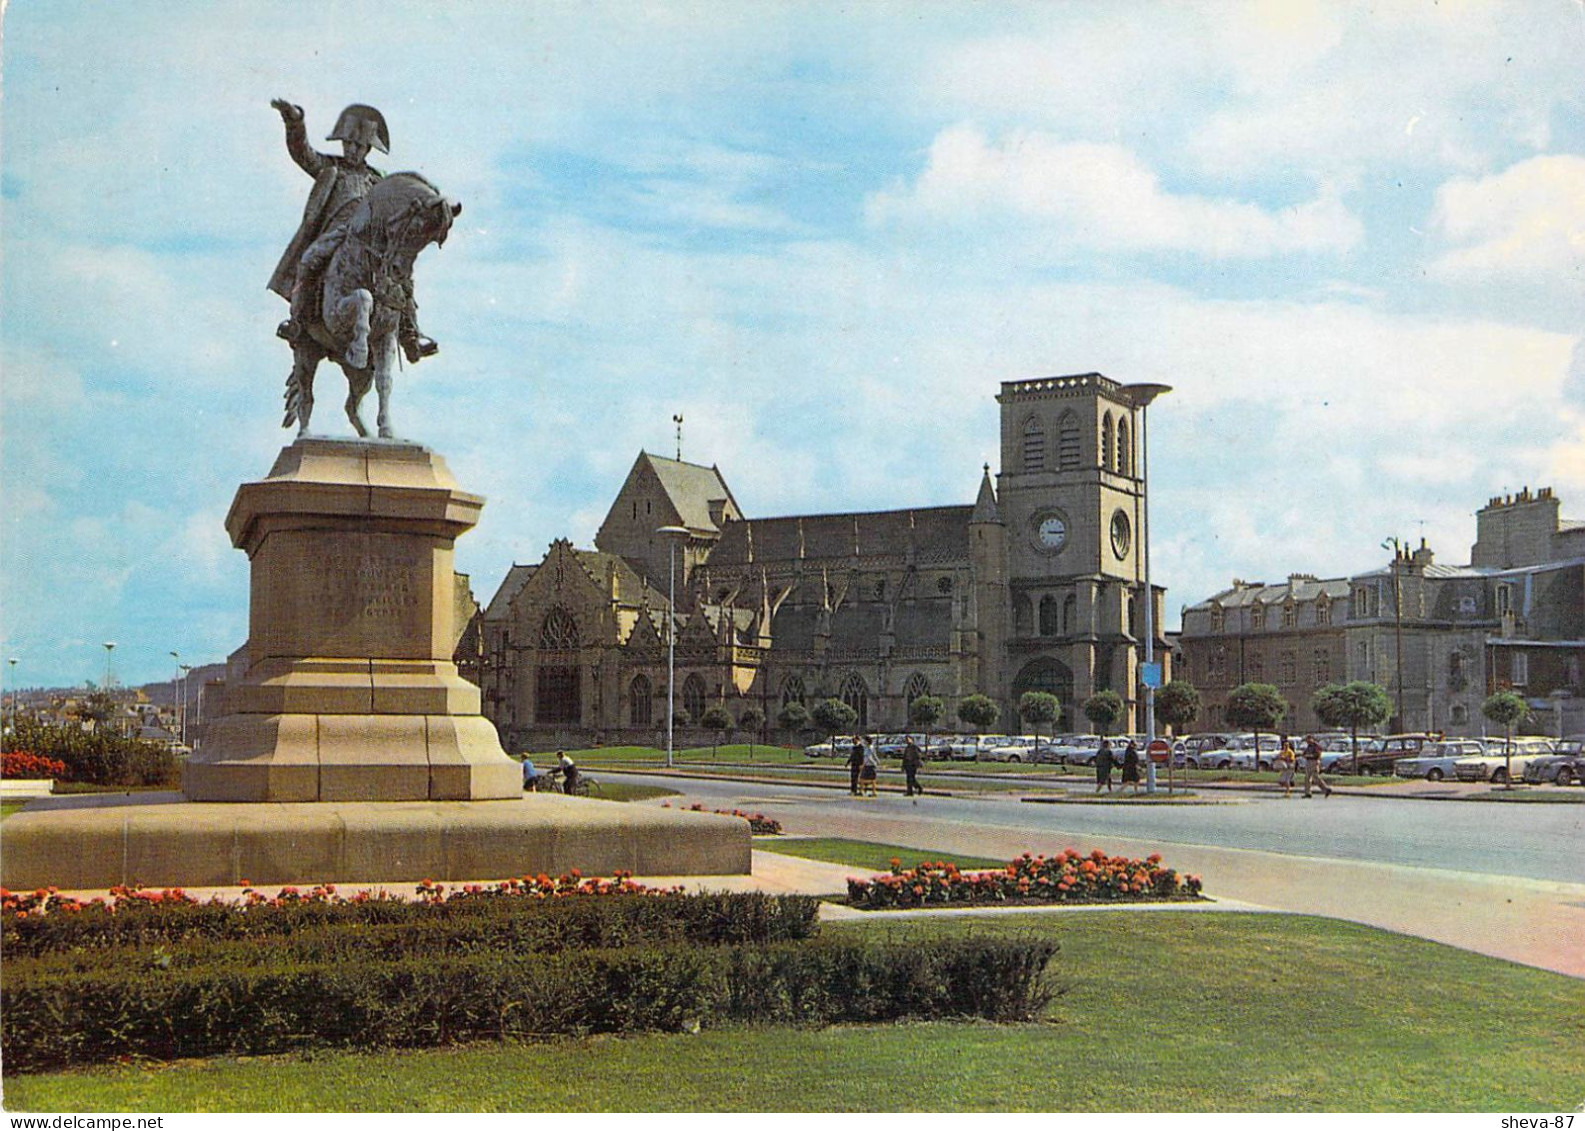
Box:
5;717;177;787
846;850;1203;910
0;936;1056;1071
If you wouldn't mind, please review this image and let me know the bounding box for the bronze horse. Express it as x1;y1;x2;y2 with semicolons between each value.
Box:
282;172;460;439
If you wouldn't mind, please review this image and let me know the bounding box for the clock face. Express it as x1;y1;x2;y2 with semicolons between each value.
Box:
1037;515;1068;550
1110;510;1132;558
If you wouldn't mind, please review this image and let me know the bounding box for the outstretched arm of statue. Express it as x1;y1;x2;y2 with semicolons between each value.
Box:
272;98;325;178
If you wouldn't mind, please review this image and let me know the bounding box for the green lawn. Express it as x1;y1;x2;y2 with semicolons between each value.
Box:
0;800;24;820
763;837;1009;872
6;911;1580;1112
583;780;679;802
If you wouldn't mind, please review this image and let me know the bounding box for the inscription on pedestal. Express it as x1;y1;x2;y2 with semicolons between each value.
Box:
312;559;420;625
256;531;437;660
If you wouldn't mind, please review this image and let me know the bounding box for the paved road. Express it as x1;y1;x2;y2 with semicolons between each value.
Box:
621;771;1584;884
611;770;1585;976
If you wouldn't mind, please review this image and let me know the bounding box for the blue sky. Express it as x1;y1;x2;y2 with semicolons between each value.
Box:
3;0;1583;689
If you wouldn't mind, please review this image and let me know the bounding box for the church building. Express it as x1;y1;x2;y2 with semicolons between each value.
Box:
464;374;1170;750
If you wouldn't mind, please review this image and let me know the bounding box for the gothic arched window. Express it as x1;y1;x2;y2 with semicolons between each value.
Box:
1117;416;1132;477
781;675;807;707
681;673;707;723
539;606;579;650
629;675;652;726
1039;594;1059;636
1057;411;1081;469
1022;415;1045;472
1063;594;1077;636
904;672;931;706
1101;413;1115;473
840;672;869;729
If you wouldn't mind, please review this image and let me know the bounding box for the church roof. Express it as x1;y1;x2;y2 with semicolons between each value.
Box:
570;548;669;607
971;466;1000;523
711;505;974;567
642;453;739;534
482;564;536;621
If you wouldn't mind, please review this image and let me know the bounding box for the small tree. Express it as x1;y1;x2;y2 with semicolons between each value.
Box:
1482;689;1529;790
957;694;1001;738
1083;690;1126;736
1312;681;1392;772
1225;683;1287;766
1018;691;1060;750
738;706;766;758
1156;680;1201;736
811;698;858;748
777;701;810;737
909;694;945;757
700;704;733;760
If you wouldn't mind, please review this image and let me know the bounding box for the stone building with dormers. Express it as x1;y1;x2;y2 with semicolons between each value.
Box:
466;374;1172;751
1179;486;1585;738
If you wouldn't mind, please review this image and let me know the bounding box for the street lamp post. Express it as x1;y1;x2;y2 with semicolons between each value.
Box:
656;526;690;769
1123;382;1172;795
180;664;192;747
5;657;16;752
170;651;182;750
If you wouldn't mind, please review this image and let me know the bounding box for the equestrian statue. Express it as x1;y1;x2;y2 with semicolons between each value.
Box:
268;99;460;439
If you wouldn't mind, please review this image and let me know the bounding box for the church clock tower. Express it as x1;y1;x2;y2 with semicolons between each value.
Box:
992;374;1151;731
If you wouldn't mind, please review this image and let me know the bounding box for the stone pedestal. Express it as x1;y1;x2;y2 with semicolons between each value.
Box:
183;439;521;802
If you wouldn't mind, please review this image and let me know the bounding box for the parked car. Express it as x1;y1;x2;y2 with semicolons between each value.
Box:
944;734;1008;761
1522;738;1585;785
1394;738;1488;782
1179;733;1237;763
1346;734;1441;775
1051;735;1104;766
1186;734;1256;770
1455;737;1557;784
980;735;1049;763
803;736;856;758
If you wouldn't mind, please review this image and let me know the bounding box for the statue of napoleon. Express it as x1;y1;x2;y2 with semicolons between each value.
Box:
268;99;460;439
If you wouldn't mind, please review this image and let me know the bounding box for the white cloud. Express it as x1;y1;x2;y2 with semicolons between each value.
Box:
1428;155;1585;283
866;128;1361;258
921;1;1582;185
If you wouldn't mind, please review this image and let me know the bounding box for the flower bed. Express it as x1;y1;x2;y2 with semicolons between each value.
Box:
2;752;67;780
663;801;784;835
846;850;1203;910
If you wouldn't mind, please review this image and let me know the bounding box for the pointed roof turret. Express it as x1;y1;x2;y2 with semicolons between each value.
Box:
971;463;1002;524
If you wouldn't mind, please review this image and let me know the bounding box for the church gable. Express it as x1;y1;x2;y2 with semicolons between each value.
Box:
507;540;621;648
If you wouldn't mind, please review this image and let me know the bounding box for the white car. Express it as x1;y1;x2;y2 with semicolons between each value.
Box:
1187;734;1256;770
980;735;1046;763
1394;739;1488;782
1455;738;1556;784
1051;735;1104;766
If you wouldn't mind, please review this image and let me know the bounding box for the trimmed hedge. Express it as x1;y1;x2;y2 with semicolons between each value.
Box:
1;937;1056;1072
3;891;820;959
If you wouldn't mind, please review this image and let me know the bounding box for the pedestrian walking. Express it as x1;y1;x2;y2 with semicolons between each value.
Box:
1095;739;1115;793
860;738;879;798
1275;738;1296;798
847;737;864;796
1121;740;1141;794
1302;735;1333;798
901;736;924;797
